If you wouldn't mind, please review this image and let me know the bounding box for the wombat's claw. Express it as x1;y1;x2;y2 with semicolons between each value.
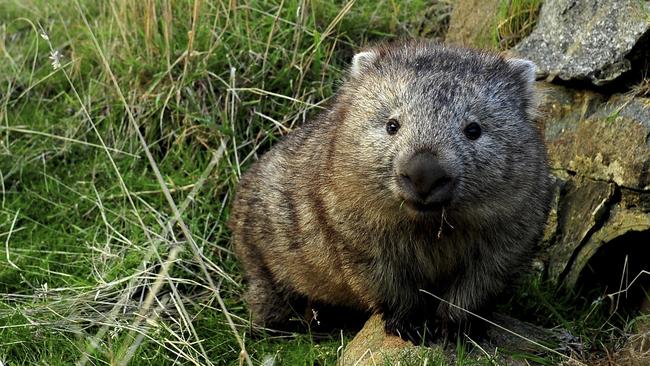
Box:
385;317;438;346
434;318;489;347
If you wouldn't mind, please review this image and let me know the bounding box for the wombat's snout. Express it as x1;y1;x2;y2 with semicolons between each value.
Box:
397;151;454;206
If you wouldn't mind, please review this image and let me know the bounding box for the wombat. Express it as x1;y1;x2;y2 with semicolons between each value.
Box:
229;40;552;342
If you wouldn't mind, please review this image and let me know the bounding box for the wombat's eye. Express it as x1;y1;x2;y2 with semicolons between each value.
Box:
463;122;482;140
386;119;400;135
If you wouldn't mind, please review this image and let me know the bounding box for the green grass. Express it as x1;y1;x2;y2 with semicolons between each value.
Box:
0;1;645;365
0;1;431;364
493;0;542;50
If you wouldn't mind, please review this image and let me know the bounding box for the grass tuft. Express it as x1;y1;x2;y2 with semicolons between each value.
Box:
0;1;430;364
494;0;542;50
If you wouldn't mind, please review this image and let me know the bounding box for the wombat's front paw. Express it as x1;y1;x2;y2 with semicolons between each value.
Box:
435;317;489;344
384;313;488;346
383;314;438;345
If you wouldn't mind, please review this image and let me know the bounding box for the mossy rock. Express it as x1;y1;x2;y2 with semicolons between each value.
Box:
539;83;650;307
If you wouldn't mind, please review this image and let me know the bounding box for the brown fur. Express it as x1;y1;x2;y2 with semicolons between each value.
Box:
229;40;552;342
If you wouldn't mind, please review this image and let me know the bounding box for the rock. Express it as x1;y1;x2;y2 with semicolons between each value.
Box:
538;83;650;302
445;0;501;48
338;314;432;365
564;197;650;287
542;86;650;190
515;0;650;85
340;313;577;365
544;176;617;280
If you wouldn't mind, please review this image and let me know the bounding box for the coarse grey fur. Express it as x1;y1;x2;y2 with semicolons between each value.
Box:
229;40;552;342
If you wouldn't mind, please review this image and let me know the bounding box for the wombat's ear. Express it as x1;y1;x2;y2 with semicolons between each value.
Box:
507;58;539;118
350;50;379;78
507;58;536;87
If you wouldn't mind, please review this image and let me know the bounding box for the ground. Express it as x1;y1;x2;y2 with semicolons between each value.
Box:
0;1;647;365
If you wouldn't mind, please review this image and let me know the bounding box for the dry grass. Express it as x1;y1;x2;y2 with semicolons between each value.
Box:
0;0;431;364
1;1;647;365
495;0;542;50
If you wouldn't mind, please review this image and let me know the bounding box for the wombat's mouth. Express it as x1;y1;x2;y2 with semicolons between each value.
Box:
401;199;447;214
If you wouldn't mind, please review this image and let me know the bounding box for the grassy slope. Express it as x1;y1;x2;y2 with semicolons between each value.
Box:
0;0;643;365
0;1;430;364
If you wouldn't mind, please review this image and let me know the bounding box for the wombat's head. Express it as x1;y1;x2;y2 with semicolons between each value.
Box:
334;41;547;222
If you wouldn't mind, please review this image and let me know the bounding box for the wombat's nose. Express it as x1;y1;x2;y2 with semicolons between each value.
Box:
399;152;453;202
